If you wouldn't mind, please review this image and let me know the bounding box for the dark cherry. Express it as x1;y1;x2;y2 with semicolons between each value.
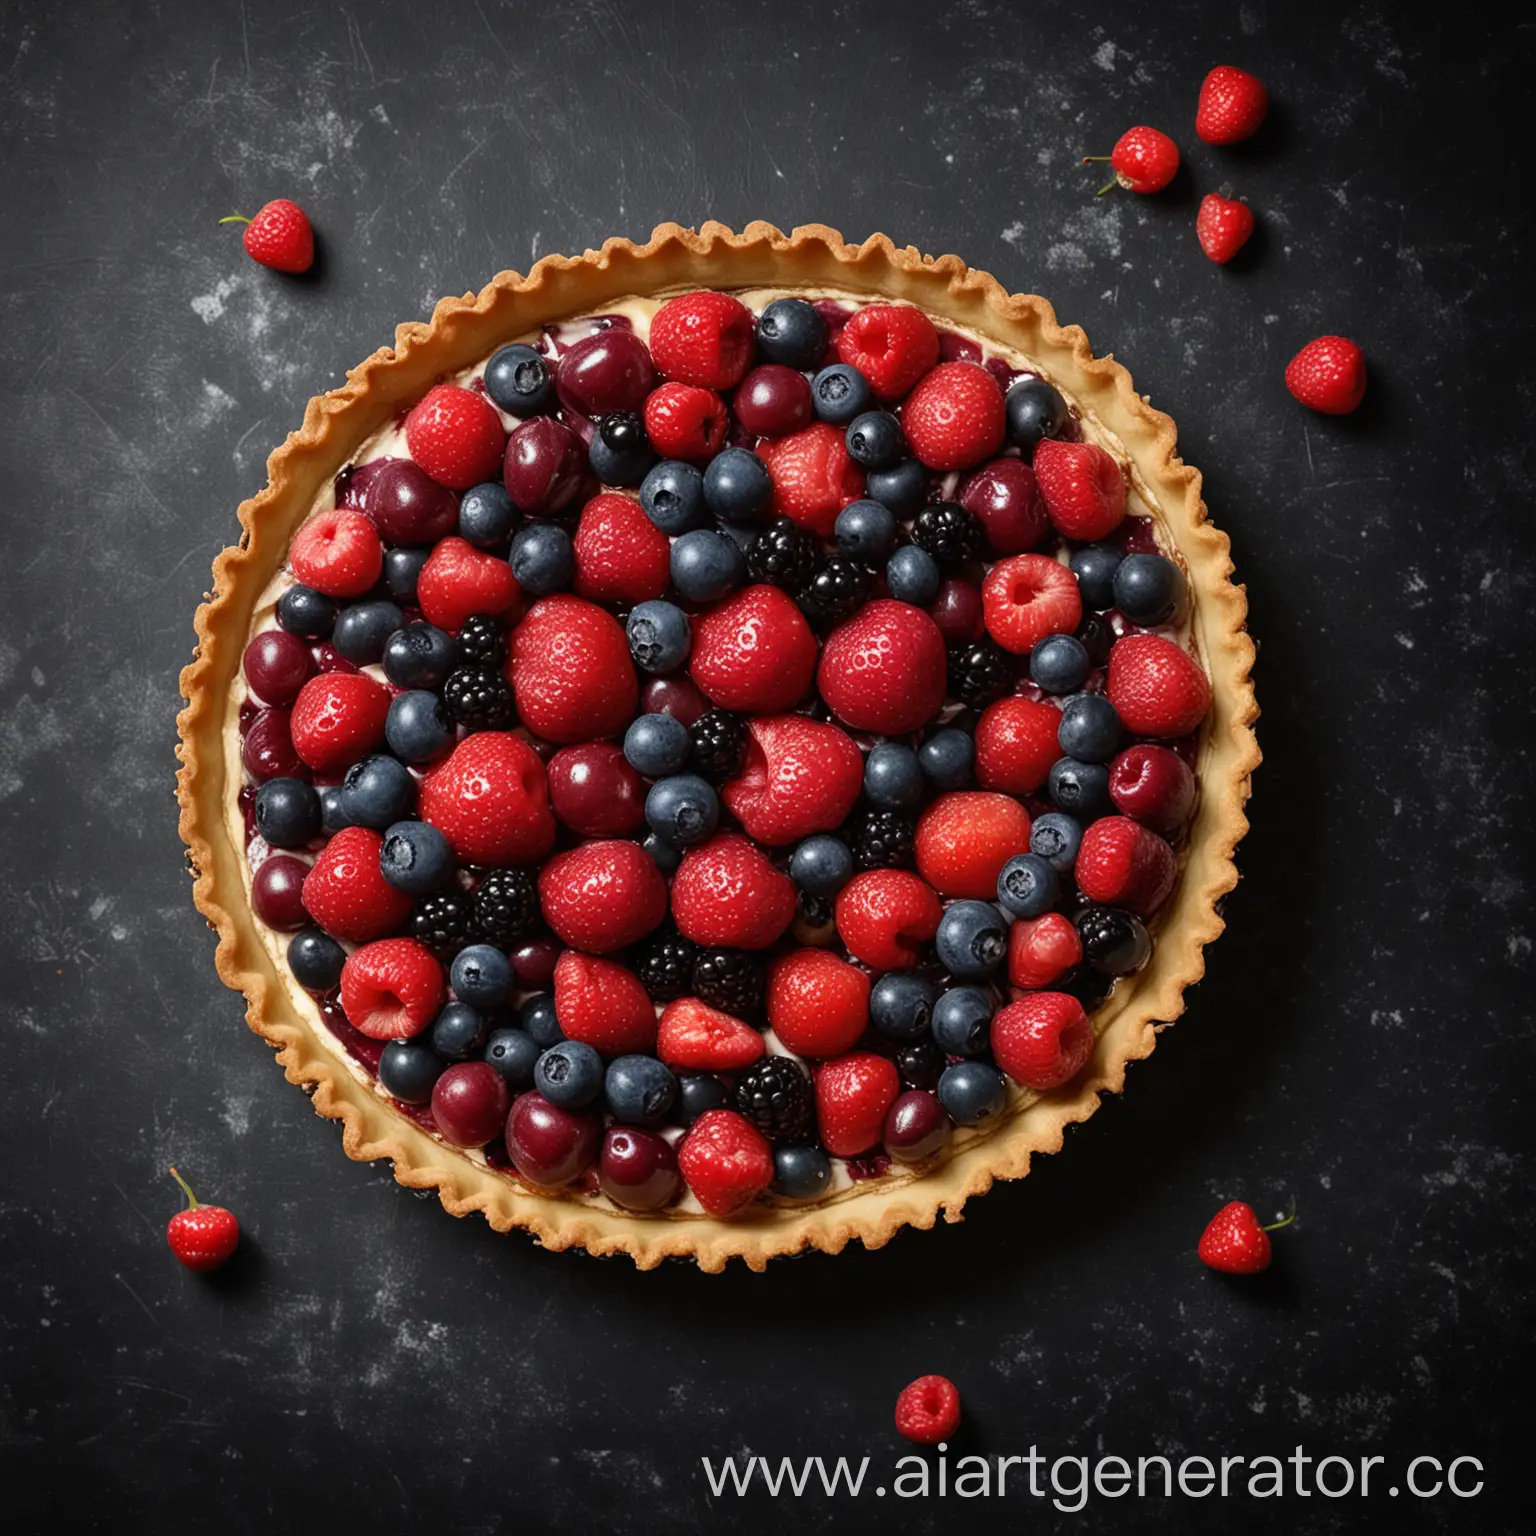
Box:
547;742;646;837
431;1062;511;1149
510;936;563;989
882;1089;952;1164
598;1126;682;1211
333;456;400;511
506;1091;602;1186
503;418;588;518
1108;744;1196;832
238;784;259;845
366;460;460;545
251;854;310;931
958;459;1049;556
1109;515;1161;556
543;314;632;356
311;643;360;675
984;357;1023;395
242;708;306;782
733;364;813;438
928;578;984;645
937;330;983;365
555;329;657;418
640;673;711;727
242;630;314;706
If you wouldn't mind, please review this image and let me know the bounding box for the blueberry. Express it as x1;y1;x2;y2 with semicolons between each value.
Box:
625;599;691;674
677;1072;729;1125
919;728;974;790
383;547;430;605
811;363;873;425
1112;552;1184;626
287;928;345;992
450;944;514;1010
1057;694;1122;763
535;1040;603;1109
1077;906;1152;975
789;834;855;896
339;754;415;829
379;819;456;895
624;712;693;778
383;622;455;690
863;742;924;810
1004;377;1069;454
772;1145;833;1200
938;1060;1008;1127
1030;811;1083;874
755;298;828;370
1075;613;1114;667
886;544;942;605
605;1054;679;1128
640;460;707;535
431;1001;488;1062
276;583;336;640
934;900;1009;979
1029;634;1091;695
645;774;719;846
254;777;320;848
385;690;453;765
510;522;574;595
331;600;402;665
458;481;517;548
866;458;928;518
1070;544;1123;611
378;1039;445;1105
521;992;563;1048
845;411;905;471
485;342;555;415
643;832;684;875
996;852;1059;919
318;784;354;836
1048;757;1113;819
589;411;655;487
703;447;772;524
670;529;745;603
484;1027;540;1088
834;499;898;566
869;971;939;1042
931;985;994;1056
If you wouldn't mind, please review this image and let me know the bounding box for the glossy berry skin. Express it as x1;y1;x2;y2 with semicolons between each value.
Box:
286;928;345;992
756;298;828;370
934;900;1009;980
733;364;814;437
1032;439;1127;542
383;623;455;691
231;198;313;273
818;600;947;735
251;856;309;931
671;529;746;604
378;1038;446;1104
385;690;453;767
483;1028;540;1088
836;303;939;399
505;1091;601;1187
431;1001;488;1063
996;852;1059;919
405;384;506;490
982;554;1083;654
703;447;773;524
1008;911;1083;990
721;713;863;846
1113;553;1184;626
930;582;985;648
931;985;993;1056
644;381;728;462
815;1052;901;1157
1109;744;1197;832
553;952;658;1056
639;459;707;534
810;363;874;426
485;342;556;415
903;361;1006;471
290;509;383;599
657;998;763;1073
534;1040;605;1109
834;869;942;972
588;411;655;487
973;696;1060;796
958;457;1049;556
379;819;456;896
599;1127;681;1211
457;480;518;548
165;1170;240;1273
604;1054;679;1129
243;629;315;706
1058;694;1123;764
510;521;575;596
1106;633;1212;738
883;1090;952;1164
767;948;870;1057
835;499;898;565
420;733;555;868
1004;378;1069;455
772;1145;832;1200
509;595;638;745
895;1376;962;1446
678;1110;774;1217
546;742;647;837
1048;757;1114;820
1196;194;1256;265
241;708;304;784
914;792;1033;901
365;461;461;546
302;827;413;942
556;327;658;416
1070;544;1124;610
276;584;336;640
919;728;974;791
1030;811;1084;874
624;712;693;778
1077;817;1177;918
936;1059;1007;1127
645;773;720;848
340;937;445;1039
338;754;415;830
539;839;667;953
1198;1201;1281;1274
864;742;924;810
790;834;855;896
1285;336;1367;415
503;417;588;518
671;833;795;950
1030;634;1091;695
866;457;928;518
993;993;1093;1090
690;584;817;714
449;943;515;1010
1103;126;1180;194
650;290;754;390
1195;65;1269;145
886;544;942;606
759;421;866;538
521;992;564;1047
869;971;939;1042
677;1073;730;1126
417;537;519;631
626;599;692;674
254;777;320;849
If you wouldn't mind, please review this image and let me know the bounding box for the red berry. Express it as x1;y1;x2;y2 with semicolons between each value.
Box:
538;838;668;954
670;832;796;950
902;362;1006;471
289;671;391;775
364;460;461;543
1196;193;1256;265
1106;632;1212;738
289;509;384;599
508;594;638;743
1109;743;1197;832
1087;126;1180;194
1031;439;1126;541
720;713;863;846
883;1090;952;1163
553;950;658;1056
418;732;556;867
981;553;1084;655
599;1126;682;1211
974;695;1062;794
1008;913;1083;990
405;384;507;489
649;291;755;390
340;936;446;1038
757;421;865;537
227;199;313;274
915;792;1033;901
733;364;813;437
836;303;940;399
656;997;765;1072
251;854;310;930
766;948;871;1058
431;1062;511;1149
417;536;521;631
571;491;671;606
546;741;646;836
241;707;304;782
641;672;711;726
554;328;657;417
677;1109;774;1217
834;869;942;972
1076;816;1178;917
300;826;414;942
1285;336;1367;415
817;598;947;734
166;1168;240;1272
894;1375;962;1446
815;1051;900;1157
992;992;1093;1090
242;629;314;706
1199;1200;1296;1274
503;417;589;517
643;381;729;461
689;584;818;714
958;458;1049;555
506;1091;602;1187
1196;66;1269;145
927;577;984;645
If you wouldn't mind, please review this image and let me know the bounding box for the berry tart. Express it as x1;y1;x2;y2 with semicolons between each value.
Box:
178;222;1258;1270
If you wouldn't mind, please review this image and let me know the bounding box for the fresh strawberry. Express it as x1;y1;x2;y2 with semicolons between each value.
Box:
902;362;1006;471
894;1376;962;1446
538;839;668;954
991;993;1093;1090
1031;439;1126;540
981;553;1084;655
289;509;384;599
648;291;755;390
815;1052;900;1157
670;833;796;950
656;997;765;1072
1008;913;1083;990
571;491;671;605
1198;1200;1295;1274
1196;66;1269;145
1285;336;1367;415
974;695;1063;794
508;594;638;743
340;937;445;1038
1109;744;1197;832
834;869;942;972
1075;815;1178;917
405;384;507;489
1196;193;1255;265
677;1109;773;1216
1106;632;1211;738
720;713;863;846
553;950;658;1056
221;199;313;273
417;536;521;631
766;948;871;1058
643;381;728;462
166;1168;240;1272
915;791;1033;900
836;303;940;399
757;421;866;537
301;826;413;942
418;732;556;866
1083;126;1180;195
817;599;947;733
689;585;818;714
289;671;391;775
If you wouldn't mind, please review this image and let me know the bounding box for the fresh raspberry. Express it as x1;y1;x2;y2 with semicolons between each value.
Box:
538;839;668;954
405;384;507;489
417;536;521;631
1031;439;1126;541
508;594;638;743
992;993;1093;1090
981;553;1084;655
902;362;1006;471
766;948;871;1058
815;1051;900;1157
757;422;865;537
301;826;413;942
1198;1200;1294;1275
816;599;947;734
1109;743;1197;832
689;585;818;714
571;491;671;605
656;997;765;1072
1008;912;1083;990
1196;193;1255;265
974;695;1062;794
677;1109;774;1217
1285;336;1367;416
289;671;391;775
165;1168;241;1272
643;381;728;462
418;732;556;867
895;1376;962;1446
836;303;940;399
225;199;313;273
340;937;445;1039
289;509;384;599
914;792;1032;900
552;950;658;1056
1075;816;1177;917
721;714;863;846
1085;126;1180;194
670;833;796;950
648;291;755;390
1196;65;1269;145
1106;633;1211;738
834;869;942;972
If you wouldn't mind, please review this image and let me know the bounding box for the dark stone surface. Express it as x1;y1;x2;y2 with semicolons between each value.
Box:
1;1;1530;1530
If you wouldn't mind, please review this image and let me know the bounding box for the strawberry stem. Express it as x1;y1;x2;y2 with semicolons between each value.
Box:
169;1167;199;1211
217;214;252;226
1261;1197;1297;1233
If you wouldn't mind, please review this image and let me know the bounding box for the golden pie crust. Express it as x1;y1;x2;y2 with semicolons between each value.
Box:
177;221;1259;1271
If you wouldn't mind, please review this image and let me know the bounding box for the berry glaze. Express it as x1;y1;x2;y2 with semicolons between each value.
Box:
226;288;1209;1220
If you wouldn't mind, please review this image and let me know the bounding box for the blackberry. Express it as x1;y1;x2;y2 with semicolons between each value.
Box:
693;948;765;1019
689;710;748;785
1076;906;1151;976
797;556;869;627
734;1056;813;1144
455;613;507;670
947;637;1013;708
895;1038;945;1091
746;515;818;591
847;807;915;870
633;929;699;1002
473;868;539;946
912;502;985;566
442;667;516;730
797;890;835;928
409;892;479;961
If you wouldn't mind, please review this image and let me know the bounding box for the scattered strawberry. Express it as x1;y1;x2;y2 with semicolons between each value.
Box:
1285;336;1367;415
508;594;638;743
1196;193;1255;265
166;1168;240;1272
915;791;1033;900
1008;912;1083;990
1031;439;1127;541
1198;1200;1295;1274
538;839;668;954
340;937;446;1038
981;553;1084;655
1083;126;1180;195
648;291;756;390
1106;633;1212;738
766;948;871;1058
571;491;670;606
289;671;391;775
1109;743;1197;832
1195;65;1269;145
405;384;507;489
902;362;1006;471
644;381;729;462
220;199;314;274
834;869;942;972
720;713;863;846
817;599;947;733
656;997;765;1072
895;1375;962;1445
301;826;413;942
671;832;796;950
689;584;818;714
1075;815;1178;917
677;1109;774;1216
757;421;865;537
991;992;1093;1090
815;1052;901;1157
417;536;521;631
553;950;658;1056
974;695;1063;794
836;303;940;399
289;508;383;598
419;732;556;867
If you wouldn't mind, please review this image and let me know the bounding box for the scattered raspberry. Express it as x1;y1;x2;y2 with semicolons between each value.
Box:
289;509;384;599
289;671;391;775
1198;1200;1295;1274
677;1109;774;1216
649;291;756;390
1196;193;1255;265
656;997;765;1072
222;199;313;273
165;1168;240;1272
816;599;947;734
405;384;507;489
1031;439;1126;541
1196;66;1269;145
1084;126;1180;194
1285;336;1367;415
419;732;556;867
417;536;521;631
721;713;863;846
915;791;1032;900
1075;816;1177;917
538;839;668;954
766;948;871;1058
572;491;671;606
834;869;942;972
644;381;728;462
553;950;658;1056
981;553;1084;655
836;303;940;399
509;594;638;743
301;826;414;942
1008;912;1083;990
689;585;818;714
974;695;1063;795
758;422;865;537
894;1375;962;1446
815;1051;900;1157
340;937;446;1038
992;992;1093;1090
1106;633;1212;738
670;833;796;950
902;362;1006;471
